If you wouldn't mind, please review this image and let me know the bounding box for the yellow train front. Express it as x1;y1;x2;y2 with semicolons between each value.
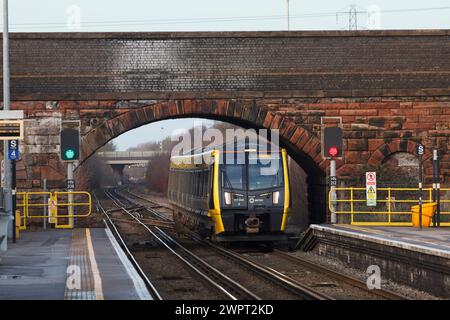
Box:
168;142;290;243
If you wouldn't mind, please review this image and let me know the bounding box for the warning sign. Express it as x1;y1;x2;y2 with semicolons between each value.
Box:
366;172;377;207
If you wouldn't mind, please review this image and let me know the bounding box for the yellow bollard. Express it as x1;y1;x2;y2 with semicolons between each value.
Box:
15;210;21;239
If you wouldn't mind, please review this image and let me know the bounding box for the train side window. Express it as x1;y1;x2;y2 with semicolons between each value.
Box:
168;170;172;192
196;171;200;197
175;170;179;193
203;170;208;198
208;165;215;209
201;171;205;197
206;170;211;198
198;171;202;197
202;171;206;197
194;171;198;197
180;171;182;193
200;171;204;198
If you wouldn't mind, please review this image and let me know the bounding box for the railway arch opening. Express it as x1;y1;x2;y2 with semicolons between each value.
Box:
82;113;326;230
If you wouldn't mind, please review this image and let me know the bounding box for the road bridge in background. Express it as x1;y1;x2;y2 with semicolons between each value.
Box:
97;151;166;165
97;151;168;183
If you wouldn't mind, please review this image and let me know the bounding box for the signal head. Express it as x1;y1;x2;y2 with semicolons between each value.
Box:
328;146;339;158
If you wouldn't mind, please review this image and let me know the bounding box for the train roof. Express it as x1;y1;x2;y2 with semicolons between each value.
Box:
173;136;282;159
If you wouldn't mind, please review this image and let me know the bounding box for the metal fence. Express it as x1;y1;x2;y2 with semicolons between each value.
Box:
328;187;450;226
16;191;92;230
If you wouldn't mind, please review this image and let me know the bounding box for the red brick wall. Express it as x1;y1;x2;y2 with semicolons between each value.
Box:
12;97;449;223
14;97;449;187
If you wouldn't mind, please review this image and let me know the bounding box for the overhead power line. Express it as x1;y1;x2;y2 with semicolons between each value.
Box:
7;6;450;30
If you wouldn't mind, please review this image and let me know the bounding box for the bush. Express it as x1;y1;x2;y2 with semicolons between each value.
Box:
146;153;171;193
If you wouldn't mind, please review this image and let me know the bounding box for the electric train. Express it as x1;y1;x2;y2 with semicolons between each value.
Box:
168;139;290;242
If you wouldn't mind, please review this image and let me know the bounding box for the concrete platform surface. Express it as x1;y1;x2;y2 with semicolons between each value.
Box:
301;224;450;297
0;228;152;300
313;224;450;258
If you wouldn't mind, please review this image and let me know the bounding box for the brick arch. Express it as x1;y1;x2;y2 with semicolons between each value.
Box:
80;100;325;174
80;99;328;223
368;139;433;170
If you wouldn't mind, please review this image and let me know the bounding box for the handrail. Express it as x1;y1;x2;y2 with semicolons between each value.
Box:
328;187;449;226
18;191;92;230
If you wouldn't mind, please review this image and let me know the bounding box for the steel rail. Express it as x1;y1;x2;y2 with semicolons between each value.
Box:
115;188;413;300
117;188;170;221
115;187;333;300
202;240;333;300
105;189;261;300
272;249;409;300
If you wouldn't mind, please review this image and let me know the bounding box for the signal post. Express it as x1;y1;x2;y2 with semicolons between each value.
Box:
60;124;80;228
321;117;344;224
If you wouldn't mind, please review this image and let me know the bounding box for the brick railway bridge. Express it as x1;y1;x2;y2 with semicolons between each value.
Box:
1;30;449;223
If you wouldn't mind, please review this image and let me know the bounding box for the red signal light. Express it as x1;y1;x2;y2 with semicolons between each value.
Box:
328;146;339;157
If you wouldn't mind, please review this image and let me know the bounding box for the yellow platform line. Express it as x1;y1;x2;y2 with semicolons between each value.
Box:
86;228;104;300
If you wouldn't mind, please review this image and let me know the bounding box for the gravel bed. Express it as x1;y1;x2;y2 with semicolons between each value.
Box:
99;194;225;300
288;250;441;300
241;250;383;300
188;244;307;300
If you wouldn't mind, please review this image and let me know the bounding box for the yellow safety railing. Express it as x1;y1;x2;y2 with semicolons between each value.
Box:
17;192;27;230
329;187;450;226
25;192;53;219
21;191;92;229
54;192;92;229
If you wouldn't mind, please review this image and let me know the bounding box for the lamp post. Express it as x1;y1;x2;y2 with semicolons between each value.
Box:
3;0;13;242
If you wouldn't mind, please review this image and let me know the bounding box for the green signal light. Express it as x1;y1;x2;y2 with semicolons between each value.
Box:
64;149;76;160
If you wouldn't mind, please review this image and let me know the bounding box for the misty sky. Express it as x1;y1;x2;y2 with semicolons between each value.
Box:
2;0;449;150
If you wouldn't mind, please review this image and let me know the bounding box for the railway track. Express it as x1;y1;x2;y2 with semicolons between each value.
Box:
109;187;332;300
121;186;410;300
94;192;163;300
271;250;409;300
120;187;172;221
102;189;255;300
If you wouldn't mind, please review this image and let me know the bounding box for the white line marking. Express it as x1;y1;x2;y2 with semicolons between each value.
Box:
104;227;153;300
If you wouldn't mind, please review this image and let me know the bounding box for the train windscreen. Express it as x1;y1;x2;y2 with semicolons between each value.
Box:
248;158;283;191
221;165;245;190
221;156;283;191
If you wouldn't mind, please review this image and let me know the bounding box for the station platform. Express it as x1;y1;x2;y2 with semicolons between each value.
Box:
312;224;450;258
0;228;152;300
298;224;450;298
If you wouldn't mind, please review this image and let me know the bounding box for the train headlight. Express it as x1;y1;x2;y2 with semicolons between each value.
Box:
224;192;232;205
272;191;280;204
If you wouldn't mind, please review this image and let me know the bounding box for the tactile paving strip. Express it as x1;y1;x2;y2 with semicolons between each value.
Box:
64;229;96;300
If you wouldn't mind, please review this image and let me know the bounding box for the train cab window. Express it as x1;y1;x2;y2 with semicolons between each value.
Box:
248;158;283;191
221;165;245;190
